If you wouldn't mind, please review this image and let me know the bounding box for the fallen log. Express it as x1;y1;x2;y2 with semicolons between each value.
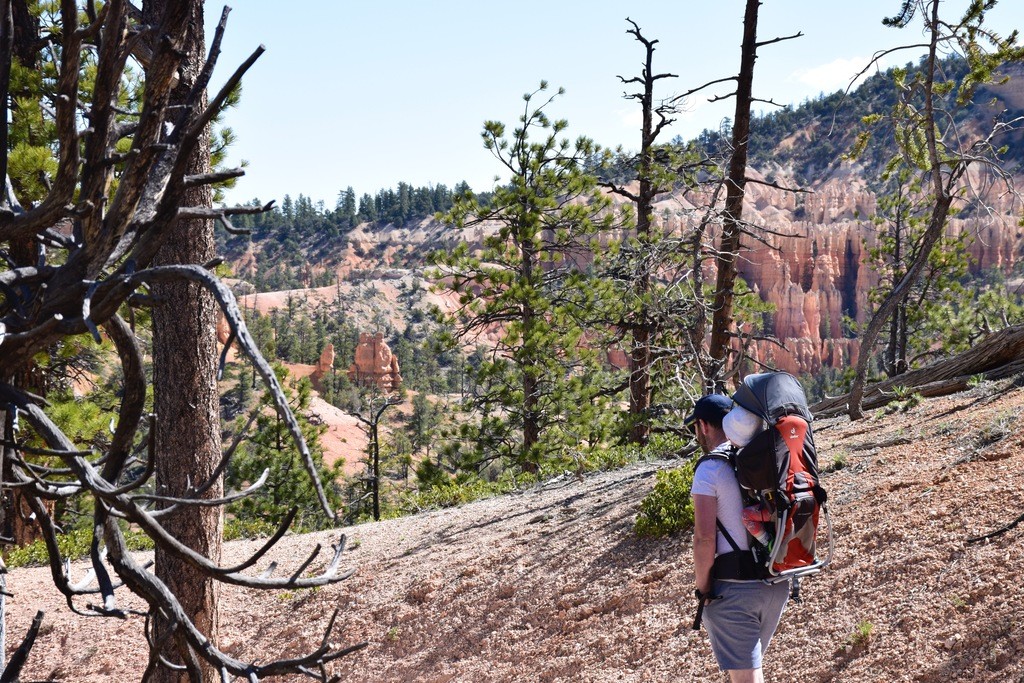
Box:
811;325;1024;418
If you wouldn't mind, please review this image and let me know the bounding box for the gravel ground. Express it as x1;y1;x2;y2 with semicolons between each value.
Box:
6;379;1024;682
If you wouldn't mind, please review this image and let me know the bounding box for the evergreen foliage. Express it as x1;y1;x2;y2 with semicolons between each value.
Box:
240;298;459;398
681;55;1024;187
599;20;697;445
431;83;621;475
95;5;1024;522
219;181;470;290
634;459;697;537
225;369;344;533
408;392;442;459
861;166;974;374
844;0;1024;419
6;524;154;568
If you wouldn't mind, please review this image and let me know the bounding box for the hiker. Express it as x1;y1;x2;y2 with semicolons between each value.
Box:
688;394;789;683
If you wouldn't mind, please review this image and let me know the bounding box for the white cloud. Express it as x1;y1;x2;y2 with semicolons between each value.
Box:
616;107;644;131
788;56;889;94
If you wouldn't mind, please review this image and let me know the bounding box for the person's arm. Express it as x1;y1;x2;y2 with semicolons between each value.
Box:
692;493;717;595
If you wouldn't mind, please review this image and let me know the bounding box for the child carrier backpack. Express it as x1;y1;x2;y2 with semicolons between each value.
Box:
731;371;833;583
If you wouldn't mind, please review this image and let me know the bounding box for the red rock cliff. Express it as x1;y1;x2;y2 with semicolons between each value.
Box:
717;165;1024;375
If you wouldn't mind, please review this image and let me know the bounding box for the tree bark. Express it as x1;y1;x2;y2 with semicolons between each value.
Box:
147;1;222;680
707;0;759;384
611;21;684;444
813;324;1024;418
521;238;540;473
626;27;659;446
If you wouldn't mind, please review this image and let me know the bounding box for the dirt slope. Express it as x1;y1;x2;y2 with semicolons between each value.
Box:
6;379;1024;682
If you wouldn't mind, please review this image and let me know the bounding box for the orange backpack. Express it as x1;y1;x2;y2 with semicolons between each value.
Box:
731;372;833;582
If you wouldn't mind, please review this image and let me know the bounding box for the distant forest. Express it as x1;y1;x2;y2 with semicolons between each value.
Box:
693;56;1024;184
220;181;478;289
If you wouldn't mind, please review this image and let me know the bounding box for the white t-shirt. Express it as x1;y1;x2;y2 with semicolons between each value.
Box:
690;444;750;556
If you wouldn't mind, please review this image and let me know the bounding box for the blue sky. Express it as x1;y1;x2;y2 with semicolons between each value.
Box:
203;1;1024;209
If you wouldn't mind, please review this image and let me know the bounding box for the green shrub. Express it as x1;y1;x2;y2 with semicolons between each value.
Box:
6;525;154;568
224;516;281;541
823;451;849;473
848;620;875;648
402;468;537;512
407;436;689;517
886;385;922;413
634;460;697;537
587;434;688;474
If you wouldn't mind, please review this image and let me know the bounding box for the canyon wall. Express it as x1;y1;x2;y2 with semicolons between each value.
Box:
718;165;1024;374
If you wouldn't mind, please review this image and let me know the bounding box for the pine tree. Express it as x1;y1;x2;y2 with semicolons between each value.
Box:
337;185;357;227
358;192;378;222
146;1;223;679
602;20;688;444
432;83;619;474
409;391;441;459
0;3;355;676
864;166;971;376
226;372;343;532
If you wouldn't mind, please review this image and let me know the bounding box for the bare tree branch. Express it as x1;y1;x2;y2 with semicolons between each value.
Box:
0;610;44;683
0;4;360;678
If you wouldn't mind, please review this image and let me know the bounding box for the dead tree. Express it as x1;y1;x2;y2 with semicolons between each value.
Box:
812;323;1024;418
0;2;359;680
647;0;801;396
354;394;402;522
705;0;801;388
602;19;682;446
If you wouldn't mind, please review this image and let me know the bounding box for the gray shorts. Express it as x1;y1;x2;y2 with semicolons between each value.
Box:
702;579;789;671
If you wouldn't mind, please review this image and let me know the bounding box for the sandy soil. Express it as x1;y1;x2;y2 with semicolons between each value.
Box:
306;394;367;477
5;378;1024;682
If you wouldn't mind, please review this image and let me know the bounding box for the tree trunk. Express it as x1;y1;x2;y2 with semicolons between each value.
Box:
812;324;1024;418
371;420;380;521
896;299;908;375
628;327;651;444
848;0;965;419
147;1;222;680
522;361;540;474
707;0;759;383
847;196;953;419
626;32;658;446
521;239;540;474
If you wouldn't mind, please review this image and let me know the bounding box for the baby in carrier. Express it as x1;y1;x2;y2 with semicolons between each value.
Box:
723;404;772;547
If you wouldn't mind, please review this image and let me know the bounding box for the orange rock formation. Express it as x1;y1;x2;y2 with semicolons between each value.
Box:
348;332;402;392
728;168;1023;375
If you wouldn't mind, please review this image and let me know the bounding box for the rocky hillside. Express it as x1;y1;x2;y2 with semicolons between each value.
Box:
227;166;1024;383
221;63;1024;382
7;376;1024;681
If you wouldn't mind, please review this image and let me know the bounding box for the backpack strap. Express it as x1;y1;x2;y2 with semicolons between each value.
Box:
696;447;764;581
716;519;742;553
714;517;762;580
695;447;734;471
714;549;765;581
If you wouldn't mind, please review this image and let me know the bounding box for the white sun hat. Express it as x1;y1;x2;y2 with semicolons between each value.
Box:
723;404;764;447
